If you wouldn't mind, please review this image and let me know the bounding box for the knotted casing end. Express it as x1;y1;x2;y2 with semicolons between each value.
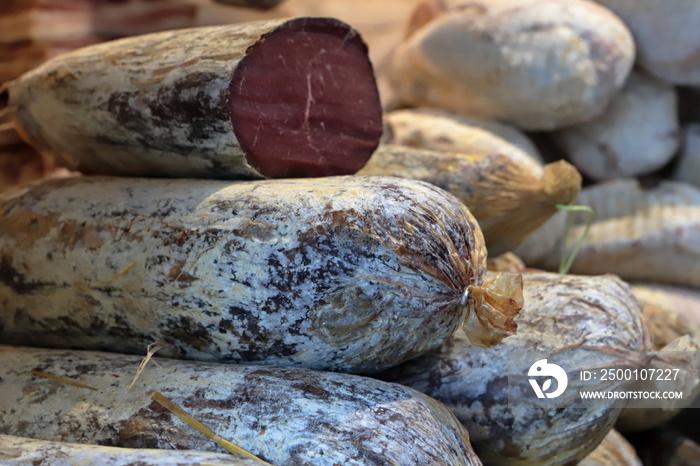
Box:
462;272;524;348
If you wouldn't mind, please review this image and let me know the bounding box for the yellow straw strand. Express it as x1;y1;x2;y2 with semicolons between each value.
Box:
31;370;98;391
127;343;165;390
149;391;271;464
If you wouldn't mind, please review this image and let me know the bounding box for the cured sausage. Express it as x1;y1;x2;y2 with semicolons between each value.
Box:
0;346;483;465
3;18;383;178
0;175;521;372
383;272;651;466
0;435;264;466
357;145;581;255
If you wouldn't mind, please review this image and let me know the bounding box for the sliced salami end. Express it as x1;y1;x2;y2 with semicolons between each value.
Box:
229;17;383;179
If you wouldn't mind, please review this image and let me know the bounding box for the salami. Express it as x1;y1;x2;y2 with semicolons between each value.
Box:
0;435;264;466
386;0;634;130
383;273;651;465
382;108;544;176
357;145;581;255
3;18;383;178
0;175;521;372
0;347;483;465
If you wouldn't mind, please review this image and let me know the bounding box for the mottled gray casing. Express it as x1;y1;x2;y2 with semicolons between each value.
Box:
0;175;485;373
0;435;263;466
6;18;382;179
384;273;650;466
7;22;287;178
0;347;483;466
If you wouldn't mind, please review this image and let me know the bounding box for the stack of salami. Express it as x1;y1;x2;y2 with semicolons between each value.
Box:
0;1;699;465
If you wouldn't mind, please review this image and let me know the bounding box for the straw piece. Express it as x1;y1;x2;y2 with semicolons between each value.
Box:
149;391;271;464
94;261;136;286
127;343;165;390
31;369;97;391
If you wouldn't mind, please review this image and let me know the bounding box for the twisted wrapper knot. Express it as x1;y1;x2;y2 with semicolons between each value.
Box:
462;272;523;347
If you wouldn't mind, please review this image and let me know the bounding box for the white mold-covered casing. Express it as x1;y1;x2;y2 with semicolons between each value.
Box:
593;0;700;85
358;146;581;255
387;0;635;130
514;179;700;288
0;347;482;465
6;21;286;179
4;19;383;179
383;108;544;175
0;175;501;373
0;435;263;466
672;124;700;188
631;283;700;327
579;429;642;466
616;286;700;433
553;72;679;181
384;272;650;466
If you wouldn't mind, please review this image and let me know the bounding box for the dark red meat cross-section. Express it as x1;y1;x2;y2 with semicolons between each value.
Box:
229;17;383;178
